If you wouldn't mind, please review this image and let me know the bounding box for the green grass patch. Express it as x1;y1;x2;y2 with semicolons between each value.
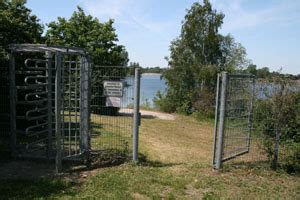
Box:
0;114;299;199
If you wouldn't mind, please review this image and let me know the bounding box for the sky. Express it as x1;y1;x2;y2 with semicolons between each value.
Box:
26;0;300;75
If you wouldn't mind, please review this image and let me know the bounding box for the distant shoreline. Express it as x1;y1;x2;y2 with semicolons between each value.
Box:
142;73;162;76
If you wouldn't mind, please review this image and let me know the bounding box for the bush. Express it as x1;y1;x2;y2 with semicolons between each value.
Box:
253;79;300;172
279;142;300;174
153;91;177;113
192;88;215;118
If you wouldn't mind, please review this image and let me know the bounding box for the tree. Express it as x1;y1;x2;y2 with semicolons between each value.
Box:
220;34;249;70
45;7;128;66
127;62;141;75
254;77;300;172
158;0;248;114
246;64;258;75
46;7;129;115
0;0;43;56
257;67;270;78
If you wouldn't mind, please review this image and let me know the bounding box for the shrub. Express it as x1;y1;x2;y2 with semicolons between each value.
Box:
153;91;177;113
192;88;215;118
253;79;300;172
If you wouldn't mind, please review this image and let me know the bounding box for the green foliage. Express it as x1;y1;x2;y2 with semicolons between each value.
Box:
45;6;128;66
253;78;300;172
160;0;249;115
153;91;177;113
46;7;129;115
280;143;300;173
127;62;141;75
141;66;166;74
0;0;44;56
127;62;166;75
256;67;271;78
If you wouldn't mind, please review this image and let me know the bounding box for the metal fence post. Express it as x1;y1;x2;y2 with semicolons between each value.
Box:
247;76;256;152
55;53;62;173
214;72;228;170
9;52;16;154
133;67;141;163
212;73;220;166
80;56;91;158
46;51;53;158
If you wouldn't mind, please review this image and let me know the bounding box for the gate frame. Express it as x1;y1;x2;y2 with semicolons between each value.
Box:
213;72;255;170
8;44;91;173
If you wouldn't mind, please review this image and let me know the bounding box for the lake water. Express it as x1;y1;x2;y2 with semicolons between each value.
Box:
125;73;166;107
123;75;299;108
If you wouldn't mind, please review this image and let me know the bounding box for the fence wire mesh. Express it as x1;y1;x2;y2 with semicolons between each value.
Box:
217;74;300;173
90;66;134;162
61;58;82;159
222;75;254;162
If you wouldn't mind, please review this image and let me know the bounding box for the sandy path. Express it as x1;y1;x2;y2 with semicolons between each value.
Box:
119;109;175;120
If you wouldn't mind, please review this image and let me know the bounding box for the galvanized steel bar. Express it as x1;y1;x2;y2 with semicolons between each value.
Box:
214;72;228;170
212;73;220;166
9;53;17;153
55;52;62;173
68;61;72;156
247;77;256;152
75;60;78;154
133;67;141;162
80;56;90;153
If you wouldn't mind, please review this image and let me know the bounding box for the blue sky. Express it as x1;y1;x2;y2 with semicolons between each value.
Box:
26;0;300;75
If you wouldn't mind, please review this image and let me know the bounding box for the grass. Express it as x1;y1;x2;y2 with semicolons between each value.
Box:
0;114;299;199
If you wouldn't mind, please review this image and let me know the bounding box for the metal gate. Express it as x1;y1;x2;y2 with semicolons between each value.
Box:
8;44;90;172
213;72;255;170
90;66;141;163
5;44;141;172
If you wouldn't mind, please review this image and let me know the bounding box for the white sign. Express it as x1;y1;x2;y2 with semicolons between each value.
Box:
103;81;123;97
106;97;121;107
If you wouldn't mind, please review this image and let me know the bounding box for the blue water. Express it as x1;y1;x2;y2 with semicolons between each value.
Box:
140;74;166;106
123;75;298;108
125;74;166;107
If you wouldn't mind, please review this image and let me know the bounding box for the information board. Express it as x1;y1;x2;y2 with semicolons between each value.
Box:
103;81;123;97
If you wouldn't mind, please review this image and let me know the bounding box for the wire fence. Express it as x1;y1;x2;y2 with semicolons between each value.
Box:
0;53;136;167
222;75;254;162
214;73;300;173
90;66;134;163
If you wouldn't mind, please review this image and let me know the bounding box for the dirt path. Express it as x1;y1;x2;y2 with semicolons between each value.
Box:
139;109;175;120
120;109;175;120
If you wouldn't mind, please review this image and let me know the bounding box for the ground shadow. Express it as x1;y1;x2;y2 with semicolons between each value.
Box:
0;151;181;199
140;115;156;119
137;153;182;167
0;158;79;199
223;160;271;171
118;112;156;119
0;177;78;199
64;150;181;174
